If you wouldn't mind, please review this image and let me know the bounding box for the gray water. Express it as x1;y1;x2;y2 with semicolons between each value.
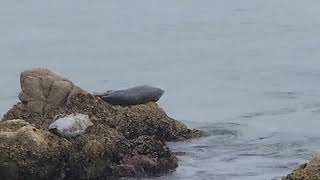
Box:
1;0;320;179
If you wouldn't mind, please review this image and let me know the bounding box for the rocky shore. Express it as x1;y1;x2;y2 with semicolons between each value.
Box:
283;154;320;180
0;68;204;180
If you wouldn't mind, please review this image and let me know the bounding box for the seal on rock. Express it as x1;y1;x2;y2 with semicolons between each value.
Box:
0;68;204;180
93;85;164;106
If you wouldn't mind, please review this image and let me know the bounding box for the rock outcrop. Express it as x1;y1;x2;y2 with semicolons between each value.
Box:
18;68;85;113
0;68;204;180
283;154;320;180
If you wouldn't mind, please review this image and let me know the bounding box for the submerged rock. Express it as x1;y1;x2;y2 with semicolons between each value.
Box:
48;113;93;138
0;68;204;180
283;153;320;180
94;85;164;106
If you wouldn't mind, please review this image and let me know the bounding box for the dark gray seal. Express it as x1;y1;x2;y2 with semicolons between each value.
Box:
94;85;164;106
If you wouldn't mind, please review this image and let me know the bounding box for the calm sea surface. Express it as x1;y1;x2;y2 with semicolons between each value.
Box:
1;0;320;179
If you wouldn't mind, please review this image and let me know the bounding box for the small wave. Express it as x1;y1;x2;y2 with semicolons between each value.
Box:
232;8;250;12
198;122;241;136
240;108;296;119
264;91;301;99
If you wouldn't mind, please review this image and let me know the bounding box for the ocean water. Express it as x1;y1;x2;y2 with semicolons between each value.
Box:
1;0;320;179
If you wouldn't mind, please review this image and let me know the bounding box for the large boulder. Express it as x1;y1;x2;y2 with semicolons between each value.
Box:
0;68;204;180
283;154;320;180
18;68;86;113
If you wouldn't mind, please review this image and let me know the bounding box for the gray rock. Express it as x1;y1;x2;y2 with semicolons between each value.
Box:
18;68;86;113
48;113;93;138
95;85;164;106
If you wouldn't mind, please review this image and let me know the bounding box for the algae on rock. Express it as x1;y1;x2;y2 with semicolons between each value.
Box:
283;153;320;180
0;68;204;180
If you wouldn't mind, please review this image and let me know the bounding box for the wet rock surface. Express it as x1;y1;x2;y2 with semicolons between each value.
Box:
0;68;204;180
283;154;320;180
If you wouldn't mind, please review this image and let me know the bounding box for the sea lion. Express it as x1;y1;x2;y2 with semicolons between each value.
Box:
93;85;164;106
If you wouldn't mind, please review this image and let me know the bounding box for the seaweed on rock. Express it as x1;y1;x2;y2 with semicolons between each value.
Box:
0;68;204;180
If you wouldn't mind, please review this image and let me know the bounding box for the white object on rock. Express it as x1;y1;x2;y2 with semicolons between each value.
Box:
48;113;93;138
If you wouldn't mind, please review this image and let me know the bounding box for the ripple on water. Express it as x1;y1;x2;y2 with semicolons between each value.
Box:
144;122;320;180
240;108;297;119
